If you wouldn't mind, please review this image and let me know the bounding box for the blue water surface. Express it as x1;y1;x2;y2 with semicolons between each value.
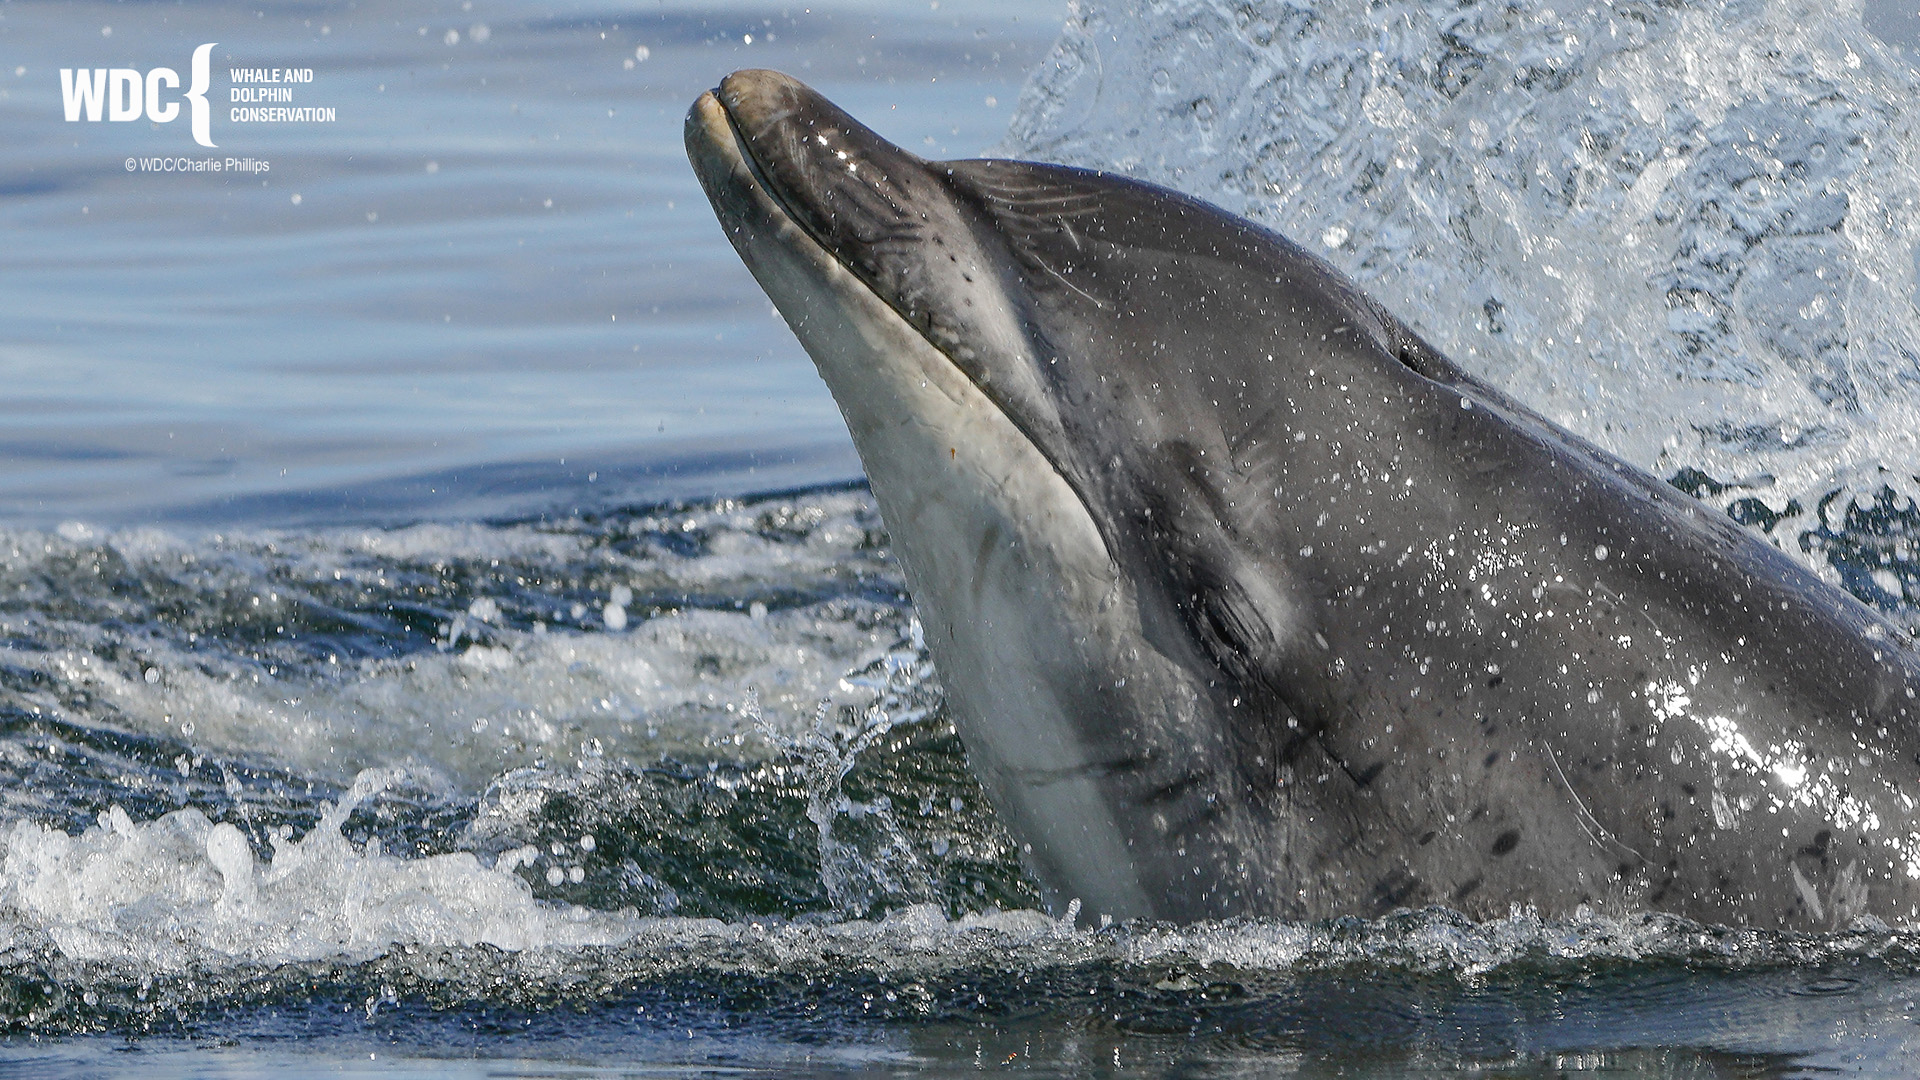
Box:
0;0;1058;526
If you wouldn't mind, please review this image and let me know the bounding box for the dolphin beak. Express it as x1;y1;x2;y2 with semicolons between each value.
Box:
684;86;733;171
684;85;755;225
685;76;830;300
688;70;937;290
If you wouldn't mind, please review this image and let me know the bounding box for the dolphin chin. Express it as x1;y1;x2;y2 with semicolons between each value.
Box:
689;69;1920;931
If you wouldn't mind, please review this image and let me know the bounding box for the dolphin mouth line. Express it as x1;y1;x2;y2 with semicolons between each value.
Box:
703;91;822;271
697;84;995;406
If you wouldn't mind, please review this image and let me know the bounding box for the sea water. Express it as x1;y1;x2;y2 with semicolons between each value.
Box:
0;0;1043;525
2;0;1920;1075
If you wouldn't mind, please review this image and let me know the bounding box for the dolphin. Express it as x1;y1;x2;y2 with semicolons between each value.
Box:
686;69;1920;930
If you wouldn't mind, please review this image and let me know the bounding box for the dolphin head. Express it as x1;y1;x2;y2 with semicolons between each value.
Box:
687;71;1474;922
690;70;1428;483
688;72;1070;452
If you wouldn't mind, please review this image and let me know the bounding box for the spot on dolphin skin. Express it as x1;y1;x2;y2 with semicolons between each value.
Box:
1797;829;1832;862
1490;829;1521;856
1369;868;1422;912
1452;876;1483;902
1648;859;1681;905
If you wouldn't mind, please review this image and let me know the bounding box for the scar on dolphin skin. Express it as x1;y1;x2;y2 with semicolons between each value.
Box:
686;69;1920;931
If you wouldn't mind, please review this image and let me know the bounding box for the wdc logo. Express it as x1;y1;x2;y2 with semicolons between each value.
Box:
60;43;217;148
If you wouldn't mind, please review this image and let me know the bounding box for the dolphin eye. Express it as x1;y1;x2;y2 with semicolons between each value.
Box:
1192;581;1271;684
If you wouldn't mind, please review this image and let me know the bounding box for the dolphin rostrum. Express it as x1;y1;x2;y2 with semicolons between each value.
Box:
687;69;1920;930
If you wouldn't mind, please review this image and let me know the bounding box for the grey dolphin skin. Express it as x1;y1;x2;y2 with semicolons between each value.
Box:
686;69;1920;931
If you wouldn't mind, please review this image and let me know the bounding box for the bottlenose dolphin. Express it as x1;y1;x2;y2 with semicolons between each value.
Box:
686;69;1920;930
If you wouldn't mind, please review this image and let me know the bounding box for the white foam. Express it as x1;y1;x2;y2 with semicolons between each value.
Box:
0;491;914;787
75;603;910;785
0;768;640;971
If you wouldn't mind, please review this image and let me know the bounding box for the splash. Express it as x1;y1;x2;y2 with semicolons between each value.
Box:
1002;0;1920;591
0;767;640;973
751;620;943;917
